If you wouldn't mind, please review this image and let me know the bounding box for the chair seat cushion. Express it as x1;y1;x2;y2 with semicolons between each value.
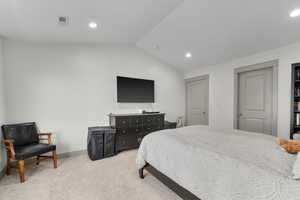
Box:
15;143;56;160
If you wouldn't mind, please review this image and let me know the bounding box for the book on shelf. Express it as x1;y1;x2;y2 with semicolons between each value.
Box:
295;102;300;112
297;70;300;80
296;113;300;126
295;88;300;96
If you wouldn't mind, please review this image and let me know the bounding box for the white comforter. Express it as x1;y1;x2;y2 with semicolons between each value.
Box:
136;125;300;200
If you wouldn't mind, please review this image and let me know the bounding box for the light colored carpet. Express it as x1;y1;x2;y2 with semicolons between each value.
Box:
0;150;181;200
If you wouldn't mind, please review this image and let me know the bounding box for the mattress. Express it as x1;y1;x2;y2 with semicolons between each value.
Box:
136;125;300;200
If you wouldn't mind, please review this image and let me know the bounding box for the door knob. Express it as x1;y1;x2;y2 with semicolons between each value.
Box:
203;112;206;115
239;113;243;117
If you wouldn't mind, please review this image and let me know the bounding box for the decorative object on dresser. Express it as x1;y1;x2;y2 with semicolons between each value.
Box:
176;116;185;128
87;126;116;161
109;113;165;152
1;122;57;183
291;62;300;139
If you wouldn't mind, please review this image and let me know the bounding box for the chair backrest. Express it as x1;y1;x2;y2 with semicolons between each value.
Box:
2;122;39;146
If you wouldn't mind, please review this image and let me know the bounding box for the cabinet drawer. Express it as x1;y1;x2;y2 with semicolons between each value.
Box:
143;126;153;132
117;128;142;135
153;121;164;130
117;128;128;135
143;116;154;127
152;116;163;125
131;116;143;128
133;127;142;134
116;117;131;128
116;135;139;152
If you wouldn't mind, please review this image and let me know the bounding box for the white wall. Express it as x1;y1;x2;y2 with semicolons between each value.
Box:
185;42;300;139
3;40;185;153
0;38;6;172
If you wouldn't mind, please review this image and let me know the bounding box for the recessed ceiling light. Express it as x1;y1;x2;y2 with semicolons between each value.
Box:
89;22;98;29
290;9;300;18
185;52;192;58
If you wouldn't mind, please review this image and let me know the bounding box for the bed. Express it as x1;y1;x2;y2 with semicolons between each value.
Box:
136;125;300;200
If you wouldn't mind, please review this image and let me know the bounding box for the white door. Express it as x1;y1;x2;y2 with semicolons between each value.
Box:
238;67;273;135
186;78;209;126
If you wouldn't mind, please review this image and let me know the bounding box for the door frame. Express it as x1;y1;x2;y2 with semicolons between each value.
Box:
185;74;210;126
233;60;278;136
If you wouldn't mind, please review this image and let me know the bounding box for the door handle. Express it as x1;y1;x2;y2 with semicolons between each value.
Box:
239;113;243;117
203;112;206;115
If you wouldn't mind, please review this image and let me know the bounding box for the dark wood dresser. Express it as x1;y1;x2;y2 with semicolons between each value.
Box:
109;113;165;152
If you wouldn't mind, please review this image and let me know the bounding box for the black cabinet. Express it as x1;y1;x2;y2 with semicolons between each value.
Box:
109;113;165;152
87;126;116;160
104;130;115;157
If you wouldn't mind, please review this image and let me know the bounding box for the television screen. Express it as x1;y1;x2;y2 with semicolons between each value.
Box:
117;76;154;103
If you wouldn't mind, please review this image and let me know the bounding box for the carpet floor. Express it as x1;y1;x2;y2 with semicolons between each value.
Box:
0;150;181;200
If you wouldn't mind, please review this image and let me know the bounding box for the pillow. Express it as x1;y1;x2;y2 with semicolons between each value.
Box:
292;153;300;180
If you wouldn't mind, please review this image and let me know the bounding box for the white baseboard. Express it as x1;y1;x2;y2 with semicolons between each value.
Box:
57;149;87;158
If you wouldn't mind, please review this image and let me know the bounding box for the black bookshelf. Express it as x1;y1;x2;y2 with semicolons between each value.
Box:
291;63;300;139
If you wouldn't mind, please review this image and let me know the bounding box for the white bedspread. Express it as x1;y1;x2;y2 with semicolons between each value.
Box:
136;125;300;200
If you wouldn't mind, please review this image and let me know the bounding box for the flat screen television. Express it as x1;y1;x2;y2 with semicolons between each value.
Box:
117;76;154;103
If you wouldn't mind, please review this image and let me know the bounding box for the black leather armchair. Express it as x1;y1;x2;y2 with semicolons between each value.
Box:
1;122;57;183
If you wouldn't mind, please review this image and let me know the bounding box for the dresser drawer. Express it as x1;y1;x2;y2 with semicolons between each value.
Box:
117;127;143;135
132;127;143;134
152;115;163;124
116;135;139;152
143;116;154;127
154;120;164;130
131;116;143;128
116;117;131;128
117;128;128;135
143;126;153;132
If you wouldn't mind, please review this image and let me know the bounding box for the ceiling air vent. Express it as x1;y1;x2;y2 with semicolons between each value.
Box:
58;16;69;26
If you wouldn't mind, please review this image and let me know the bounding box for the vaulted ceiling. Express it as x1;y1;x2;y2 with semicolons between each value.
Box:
1;0;300;72
0;0;182;43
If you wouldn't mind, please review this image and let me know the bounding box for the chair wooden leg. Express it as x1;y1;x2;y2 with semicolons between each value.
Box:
52;150;57;168
6;154;11;175
18;160;25;183
36;156;40;165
